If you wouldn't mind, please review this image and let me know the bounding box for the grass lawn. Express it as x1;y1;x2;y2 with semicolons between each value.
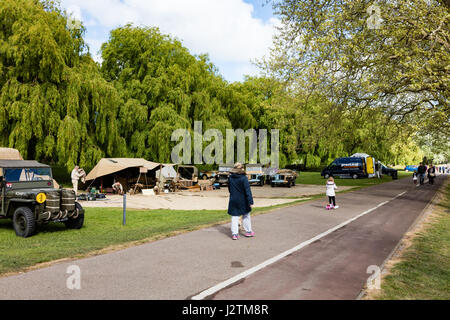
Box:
369;182;450;300
0;199;309;275
296;171;411;187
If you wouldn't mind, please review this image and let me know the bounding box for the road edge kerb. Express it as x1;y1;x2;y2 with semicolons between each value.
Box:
356;175;449;300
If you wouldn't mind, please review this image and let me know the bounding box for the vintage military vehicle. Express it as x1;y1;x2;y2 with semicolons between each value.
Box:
0;160;85;237
245;164;265;186
215;165;233;186
270;169;298;188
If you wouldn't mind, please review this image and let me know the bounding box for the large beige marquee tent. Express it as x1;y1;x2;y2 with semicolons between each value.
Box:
85;158;161;181
85;158;166;192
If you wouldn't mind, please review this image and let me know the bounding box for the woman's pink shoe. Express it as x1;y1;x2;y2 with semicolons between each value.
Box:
232;234;239;240
245;231;255;237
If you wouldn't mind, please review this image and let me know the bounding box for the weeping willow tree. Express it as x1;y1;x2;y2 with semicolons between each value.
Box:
0;0;125;171
100;25;238;163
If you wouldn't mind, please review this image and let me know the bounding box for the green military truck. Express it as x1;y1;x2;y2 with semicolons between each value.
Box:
0;160;85;237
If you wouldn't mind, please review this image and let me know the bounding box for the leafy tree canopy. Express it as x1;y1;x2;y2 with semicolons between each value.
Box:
264;0;449;139
0;0;125;170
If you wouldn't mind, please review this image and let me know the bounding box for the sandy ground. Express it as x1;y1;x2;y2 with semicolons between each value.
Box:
80;184;353;210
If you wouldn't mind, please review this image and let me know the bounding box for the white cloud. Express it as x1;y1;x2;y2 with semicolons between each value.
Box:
61;0;279;80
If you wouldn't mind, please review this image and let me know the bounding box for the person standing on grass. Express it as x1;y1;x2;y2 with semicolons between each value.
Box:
71;165;83;195
228;162;254;240
326;176;339;209
417;162;427;185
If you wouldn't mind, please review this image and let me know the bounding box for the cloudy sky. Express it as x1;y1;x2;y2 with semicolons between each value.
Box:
60;0;279;83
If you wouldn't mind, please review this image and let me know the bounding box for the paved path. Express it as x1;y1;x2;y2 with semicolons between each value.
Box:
212;176;445;299
0;176;445;299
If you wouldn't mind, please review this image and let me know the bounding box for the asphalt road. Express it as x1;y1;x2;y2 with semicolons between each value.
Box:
212;176;445;299
0;175;445;300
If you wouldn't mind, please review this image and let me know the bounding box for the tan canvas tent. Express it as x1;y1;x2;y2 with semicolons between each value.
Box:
0;148;23;160
85;158;161;181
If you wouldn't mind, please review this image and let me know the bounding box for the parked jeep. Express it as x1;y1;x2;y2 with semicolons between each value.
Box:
0;160;85;237
215;165;233;186
199;170;217;180
270;169;297;187
245;164;265;186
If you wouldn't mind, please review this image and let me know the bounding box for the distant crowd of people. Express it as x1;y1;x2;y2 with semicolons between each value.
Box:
437;165;450;174
412;162;447;185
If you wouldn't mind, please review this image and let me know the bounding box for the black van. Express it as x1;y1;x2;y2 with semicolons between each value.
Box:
321;157;367;179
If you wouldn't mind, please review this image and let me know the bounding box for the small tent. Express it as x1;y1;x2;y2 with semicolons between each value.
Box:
155;165;177;179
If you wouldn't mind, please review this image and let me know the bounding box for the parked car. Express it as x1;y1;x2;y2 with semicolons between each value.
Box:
404;165;418;172
381;163;398;179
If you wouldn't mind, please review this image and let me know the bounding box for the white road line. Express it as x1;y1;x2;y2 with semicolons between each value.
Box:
191;191;407;300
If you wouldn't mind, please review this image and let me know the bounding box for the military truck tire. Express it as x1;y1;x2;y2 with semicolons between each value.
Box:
64;203;84;229
202;175;208;180
324;173;330;179
352;174;358;179
13;207;36;238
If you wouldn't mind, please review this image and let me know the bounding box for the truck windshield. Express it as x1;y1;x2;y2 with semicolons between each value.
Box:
4;168;52;182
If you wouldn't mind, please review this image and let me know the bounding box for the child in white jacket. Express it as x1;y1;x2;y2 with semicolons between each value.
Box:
326;176;339;209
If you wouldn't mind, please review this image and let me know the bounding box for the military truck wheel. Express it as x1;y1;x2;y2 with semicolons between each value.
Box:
324;174;330;179
352;174;358;179
202;175;208;180
13;207;36;238
64;203;84;229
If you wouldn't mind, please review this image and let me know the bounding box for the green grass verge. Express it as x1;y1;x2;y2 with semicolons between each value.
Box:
371;182;450;300
296;171;411;187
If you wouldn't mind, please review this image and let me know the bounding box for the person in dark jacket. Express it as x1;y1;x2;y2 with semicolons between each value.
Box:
427;164;436;185
228;162;254;240
417;162;427;185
